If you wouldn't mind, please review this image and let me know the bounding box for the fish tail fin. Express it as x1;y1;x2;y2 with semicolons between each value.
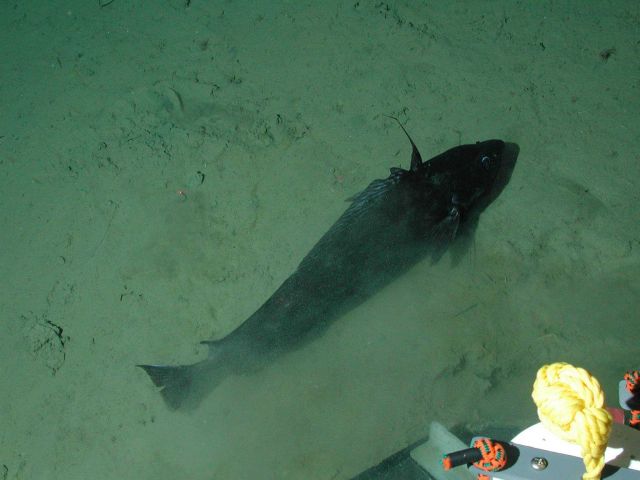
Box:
137;363;200;410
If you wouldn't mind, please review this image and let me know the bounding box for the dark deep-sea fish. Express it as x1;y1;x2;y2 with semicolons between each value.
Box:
139;119;518;410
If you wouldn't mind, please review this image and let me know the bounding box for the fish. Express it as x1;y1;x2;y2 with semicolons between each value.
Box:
139;118;518;410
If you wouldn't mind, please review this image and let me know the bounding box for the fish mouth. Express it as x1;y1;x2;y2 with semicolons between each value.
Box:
488;141;519;202
502;142;519;170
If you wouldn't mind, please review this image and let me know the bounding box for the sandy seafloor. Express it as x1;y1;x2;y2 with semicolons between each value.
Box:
1;1;639;479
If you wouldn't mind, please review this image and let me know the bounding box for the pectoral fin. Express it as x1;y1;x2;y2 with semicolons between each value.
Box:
429;207;461;263
448;213;479;266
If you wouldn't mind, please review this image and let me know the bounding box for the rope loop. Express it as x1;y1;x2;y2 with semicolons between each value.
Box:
532;362;612;480
472;437;507;473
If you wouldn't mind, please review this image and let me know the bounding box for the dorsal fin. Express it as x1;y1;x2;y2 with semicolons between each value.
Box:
386;115;423;171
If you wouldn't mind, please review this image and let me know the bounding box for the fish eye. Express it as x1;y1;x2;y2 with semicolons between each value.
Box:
480;154;492;170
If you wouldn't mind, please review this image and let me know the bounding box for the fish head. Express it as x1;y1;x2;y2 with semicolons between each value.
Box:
468;139;518;213
425;139;517;215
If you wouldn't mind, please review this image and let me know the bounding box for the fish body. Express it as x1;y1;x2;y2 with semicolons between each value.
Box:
140;121;518;410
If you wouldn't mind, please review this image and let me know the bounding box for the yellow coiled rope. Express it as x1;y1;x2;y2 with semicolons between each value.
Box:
532;362;612;480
